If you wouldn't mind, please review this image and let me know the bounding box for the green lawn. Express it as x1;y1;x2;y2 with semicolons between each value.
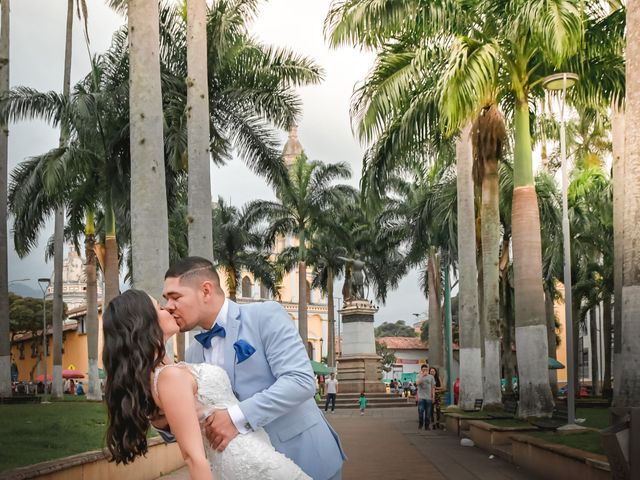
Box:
529;430;605;456
0;398;157;473
576;407;610;430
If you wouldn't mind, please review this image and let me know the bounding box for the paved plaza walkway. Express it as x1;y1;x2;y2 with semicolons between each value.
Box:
158;407;538;480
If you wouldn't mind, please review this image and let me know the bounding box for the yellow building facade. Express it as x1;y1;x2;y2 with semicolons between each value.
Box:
10;307;104;383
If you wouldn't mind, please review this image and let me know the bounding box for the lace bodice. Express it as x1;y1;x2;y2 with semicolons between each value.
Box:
154;362;238;420
153;362;310;480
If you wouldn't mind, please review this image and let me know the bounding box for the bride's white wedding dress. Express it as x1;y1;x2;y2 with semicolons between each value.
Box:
154;362;310;480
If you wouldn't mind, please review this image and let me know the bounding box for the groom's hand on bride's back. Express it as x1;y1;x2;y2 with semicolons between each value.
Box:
205;409;238;452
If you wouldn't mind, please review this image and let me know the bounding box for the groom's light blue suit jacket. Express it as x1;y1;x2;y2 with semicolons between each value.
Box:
185;300;345;480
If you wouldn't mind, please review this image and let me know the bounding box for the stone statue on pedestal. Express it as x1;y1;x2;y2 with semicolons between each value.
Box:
339;254;366;301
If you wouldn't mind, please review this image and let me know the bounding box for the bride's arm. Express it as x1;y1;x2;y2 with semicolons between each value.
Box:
155;367;212;480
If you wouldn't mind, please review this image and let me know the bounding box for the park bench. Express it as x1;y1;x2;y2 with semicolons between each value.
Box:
528;404;568;431
487;399;518;419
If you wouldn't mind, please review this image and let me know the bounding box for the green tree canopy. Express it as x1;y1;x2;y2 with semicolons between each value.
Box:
375;341;396;372
9;293;55;341
374;320;417;338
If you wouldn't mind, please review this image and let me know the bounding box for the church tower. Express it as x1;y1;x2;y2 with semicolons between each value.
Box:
282;125;304;167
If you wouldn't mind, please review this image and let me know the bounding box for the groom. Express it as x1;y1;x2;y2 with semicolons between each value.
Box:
160;256;345;480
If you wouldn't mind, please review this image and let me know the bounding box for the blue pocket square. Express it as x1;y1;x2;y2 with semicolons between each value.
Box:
233;339;256;363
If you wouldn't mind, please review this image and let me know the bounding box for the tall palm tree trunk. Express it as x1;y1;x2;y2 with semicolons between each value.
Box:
602;293;613;396
589;307;600;396
184;0;212;362
128;0;170;300
298;261;308;352
614;1;640;408
186;0;212;258
476;240;485;359
104;204;119;306
481;161;502;407
427;248;443;371
456;124;483;409
51;0;75;400
85;211;100;400
227;267;238;301
0;0;9;396
512;101;554;417
545;286;558;396
572;295;581;394
611;105;624;387
501;279;516;397
327;268;336;368
499;235;516;396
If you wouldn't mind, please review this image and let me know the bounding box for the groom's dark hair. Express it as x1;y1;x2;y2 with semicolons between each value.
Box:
165;256;221;287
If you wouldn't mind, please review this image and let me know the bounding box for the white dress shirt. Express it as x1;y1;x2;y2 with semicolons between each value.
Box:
202;299;251;434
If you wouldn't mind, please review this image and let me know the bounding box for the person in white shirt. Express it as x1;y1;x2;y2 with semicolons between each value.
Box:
325;373;339;413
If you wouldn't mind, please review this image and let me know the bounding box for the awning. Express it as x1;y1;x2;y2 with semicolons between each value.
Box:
310;360;331;375
548;357;565;369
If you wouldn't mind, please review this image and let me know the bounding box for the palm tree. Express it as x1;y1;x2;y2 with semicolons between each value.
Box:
473;104;507;408
0;0;9;396
611;104;624;385
613;0;640;401
211;197;278;302
325;1;481;405
377;166;458;375
245;154;353;347
49;0;78;400
306;232;346;369
3;50;134;398
456;125;484;409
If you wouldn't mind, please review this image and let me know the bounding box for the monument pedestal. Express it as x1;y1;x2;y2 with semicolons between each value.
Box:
337;299;385;394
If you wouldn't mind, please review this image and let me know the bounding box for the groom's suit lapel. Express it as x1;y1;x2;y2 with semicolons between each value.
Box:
223;300;241;391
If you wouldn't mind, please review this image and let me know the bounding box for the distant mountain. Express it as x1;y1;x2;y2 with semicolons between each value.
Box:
9;283;41;299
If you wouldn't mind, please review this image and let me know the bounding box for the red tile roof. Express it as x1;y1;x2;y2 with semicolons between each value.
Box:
377;336;427;350
376;336;460;351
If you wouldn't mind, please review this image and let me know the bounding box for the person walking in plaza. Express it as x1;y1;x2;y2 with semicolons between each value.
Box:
415;364;435;429
402;379;411;398
325;373;338;413
429;367;444;429
359;392;367;415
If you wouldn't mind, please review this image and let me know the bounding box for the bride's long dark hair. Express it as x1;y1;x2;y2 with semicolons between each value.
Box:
102;289;166;464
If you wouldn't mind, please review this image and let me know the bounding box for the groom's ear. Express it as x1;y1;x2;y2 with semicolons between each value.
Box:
200;279;219;301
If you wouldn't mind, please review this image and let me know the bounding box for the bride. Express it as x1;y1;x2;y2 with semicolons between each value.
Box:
102;289;310;480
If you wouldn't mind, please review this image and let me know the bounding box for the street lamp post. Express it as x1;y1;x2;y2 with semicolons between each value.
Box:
38;277;51;402
543;72;579;427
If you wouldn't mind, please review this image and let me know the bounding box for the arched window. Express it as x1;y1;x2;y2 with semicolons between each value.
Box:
307;341;314;359
241;276;252;298
260;282;270;300
306;281;312;304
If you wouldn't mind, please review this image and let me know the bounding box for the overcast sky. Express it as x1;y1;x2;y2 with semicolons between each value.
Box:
6;0;427;325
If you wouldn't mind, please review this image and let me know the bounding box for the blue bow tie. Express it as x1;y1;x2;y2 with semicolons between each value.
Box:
194;323;226;349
